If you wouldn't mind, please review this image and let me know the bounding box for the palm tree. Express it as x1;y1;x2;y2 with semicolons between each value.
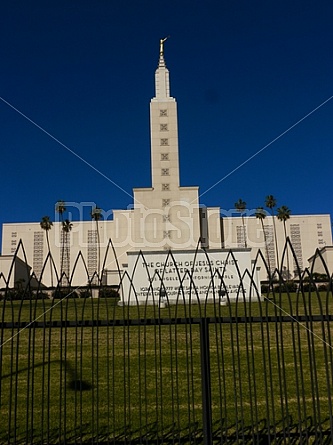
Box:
277;205;291;279
56;200;66;216
265;195;279;270
255;207;271;273
91;206;102;283
234;198;247;248
40;215;54;287
62;219;73;284
56;200;66;280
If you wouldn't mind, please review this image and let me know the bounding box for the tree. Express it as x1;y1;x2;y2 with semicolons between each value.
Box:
265;195;279;270
56;200;66;280
91;206;102;283
234;198;247;248
56;200;66;215
277;205;291;279
255;206;271;273
62;219;73;284
40;215;54;287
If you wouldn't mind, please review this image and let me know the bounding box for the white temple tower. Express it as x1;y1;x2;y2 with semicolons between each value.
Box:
132;38;204;250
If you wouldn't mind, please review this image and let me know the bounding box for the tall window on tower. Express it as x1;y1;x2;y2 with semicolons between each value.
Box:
160;124;168;131
161;153;169;161
161;168;169;176
160;138;169;146
160;109;167;117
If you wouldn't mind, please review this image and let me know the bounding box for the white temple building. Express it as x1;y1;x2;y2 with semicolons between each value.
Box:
1;40;332;289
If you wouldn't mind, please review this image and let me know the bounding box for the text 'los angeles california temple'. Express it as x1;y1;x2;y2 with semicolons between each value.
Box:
1;39;332;297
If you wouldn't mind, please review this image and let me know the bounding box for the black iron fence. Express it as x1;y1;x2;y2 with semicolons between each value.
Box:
1;243;333;444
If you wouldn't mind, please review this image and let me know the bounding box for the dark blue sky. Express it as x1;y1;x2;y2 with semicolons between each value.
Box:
0;1;332;237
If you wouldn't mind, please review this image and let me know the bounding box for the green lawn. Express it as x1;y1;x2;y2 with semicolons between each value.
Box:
1;294;333;443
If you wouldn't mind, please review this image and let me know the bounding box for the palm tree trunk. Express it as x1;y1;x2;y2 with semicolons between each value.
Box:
46;231;54;288
60;216;65;285
96;220;100;284
261;219;271;274
241;214;247;248
66;232;70;283
271;212;279;271
283;221;290;279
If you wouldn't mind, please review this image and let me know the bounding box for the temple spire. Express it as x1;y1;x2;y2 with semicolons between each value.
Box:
158;36;169;67
155;37;171;99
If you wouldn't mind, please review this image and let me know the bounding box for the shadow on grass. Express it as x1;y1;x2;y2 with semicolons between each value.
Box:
0;359;92;392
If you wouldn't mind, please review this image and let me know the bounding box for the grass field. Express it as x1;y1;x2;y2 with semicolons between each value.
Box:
1;293;333;443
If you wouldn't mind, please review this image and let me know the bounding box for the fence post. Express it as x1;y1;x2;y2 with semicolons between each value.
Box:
200;317;213;445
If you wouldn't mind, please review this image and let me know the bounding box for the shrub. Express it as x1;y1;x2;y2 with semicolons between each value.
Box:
52;289;79;299
313;273;329;282
301;283;317;292
79;289;92;298
32;291;49;300
317;284;329;292
261;284;270;294
264;282;297;294
4;290;33;300
304;273;329;283
281;282;297;293
99;287;120;301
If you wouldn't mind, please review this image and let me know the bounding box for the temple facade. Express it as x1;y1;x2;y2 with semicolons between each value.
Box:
1;41;332;287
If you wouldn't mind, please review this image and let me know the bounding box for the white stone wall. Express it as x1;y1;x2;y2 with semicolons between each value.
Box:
221;214;332;279
2;221;121;287
0;255;32;288
2;213;331;286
